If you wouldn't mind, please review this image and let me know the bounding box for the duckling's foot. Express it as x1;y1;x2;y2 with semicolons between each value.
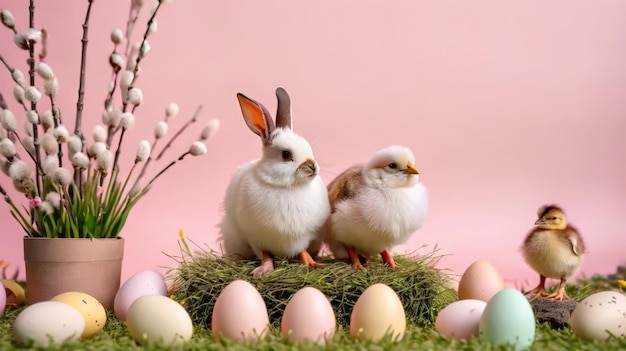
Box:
380;250;399;269
299;250;325;268
545;285;570;301
346;246;364;269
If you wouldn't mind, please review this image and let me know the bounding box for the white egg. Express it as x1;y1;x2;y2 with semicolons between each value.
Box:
114;270;167;321
281;286;336;344
350;283;406;341
212;280;270;343
126;295;193;346
479;288;535;349
570;291;626;340
435;299;486;340
13;301;85;347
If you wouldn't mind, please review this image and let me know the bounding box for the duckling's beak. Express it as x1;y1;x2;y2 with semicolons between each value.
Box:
534;219;546;225
404;163;419;175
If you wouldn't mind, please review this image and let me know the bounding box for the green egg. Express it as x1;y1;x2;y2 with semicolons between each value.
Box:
479;288;535;350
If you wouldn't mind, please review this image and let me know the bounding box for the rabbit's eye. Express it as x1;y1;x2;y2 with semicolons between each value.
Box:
388;163;397;169
281;150;293;161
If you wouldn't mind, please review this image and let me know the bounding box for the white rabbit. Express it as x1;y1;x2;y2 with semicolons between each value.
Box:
218;87;331;276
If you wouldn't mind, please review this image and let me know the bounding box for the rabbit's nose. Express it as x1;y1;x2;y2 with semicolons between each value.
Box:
299;159;317;176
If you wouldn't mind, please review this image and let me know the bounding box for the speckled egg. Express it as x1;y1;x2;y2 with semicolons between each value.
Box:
569;291;626;340
212;280;270;343
13;301;85;347
114;270;168;321
350;283;406;341
126;295;193;346
435;299;487;340
458;260;505;302
479;288;535;350
51;291;107;338
281;286;336;344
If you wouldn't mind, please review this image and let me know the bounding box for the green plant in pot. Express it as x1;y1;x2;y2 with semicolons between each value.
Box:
0;0;218;309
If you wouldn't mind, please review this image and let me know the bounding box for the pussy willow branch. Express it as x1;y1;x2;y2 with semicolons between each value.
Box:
111;2;163;182
28;0;43;197
123;0;162;112
156;105;202;161
74;0;94;147
73;0;94;188
0;91;7;110
124;3;141;57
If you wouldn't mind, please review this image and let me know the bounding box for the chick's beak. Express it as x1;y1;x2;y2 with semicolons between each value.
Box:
534;219;546;225
404;163;419;175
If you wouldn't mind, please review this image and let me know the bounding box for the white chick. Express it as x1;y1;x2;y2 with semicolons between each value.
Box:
322;145;428;268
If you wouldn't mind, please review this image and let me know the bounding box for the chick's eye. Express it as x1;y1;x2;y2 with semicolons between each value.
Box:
551;217;558;220
388;163;397;169
281;150;292;161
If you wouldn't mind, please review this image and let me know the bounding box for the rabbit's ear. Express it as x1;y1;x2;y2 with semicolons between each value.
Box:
237;92;275;144
275;87;292;130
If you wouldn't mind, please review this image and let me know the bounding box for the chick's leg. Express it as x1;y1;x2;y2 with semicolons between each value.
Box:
524;274;547;300
345;245;364;269
299;250;324;268
251;250;274;276
380;250;399;269
544;278;570;300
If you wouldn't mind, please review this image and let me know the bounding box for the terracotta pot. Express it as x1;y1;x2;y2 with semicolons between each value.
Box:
23;237;124;309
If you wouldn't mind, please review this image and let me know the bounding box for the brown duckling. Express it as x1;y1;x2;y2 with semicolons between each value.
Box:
521;205;585;300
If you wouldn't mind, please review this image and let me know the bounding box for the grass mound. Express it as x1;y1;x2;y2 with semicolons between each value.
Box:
167;240;456;329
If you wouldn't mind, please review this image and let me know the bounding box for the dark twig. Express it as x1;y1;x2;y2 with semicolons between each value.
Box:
74;0;94;147
28;0;43;197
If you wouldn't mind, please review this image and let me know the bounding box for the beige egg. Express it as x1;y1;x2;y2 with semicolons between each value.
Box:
51;291;107;338
281;286;336;344
127;295;193;346
570;291;626;340
457;260;505;302
350;283;406;341
212;280;270;343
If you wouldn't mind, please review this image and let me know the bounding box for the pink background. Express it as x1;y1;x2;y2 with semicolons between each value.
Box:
1;1;625;289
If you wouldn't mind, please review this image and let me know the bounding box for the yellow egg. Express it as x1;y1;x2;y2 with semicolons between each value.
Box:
51;292;106;338
457;260;505;302
350;283;406;341
127;295;193;346
2;280;26;306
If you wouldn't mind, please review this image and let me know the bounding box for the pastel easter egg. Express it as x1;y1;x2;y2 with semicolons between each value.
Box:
350;283;406;341
212;280;270;343
0;284;5;316
281;286;336;344
458;260;505;302
569;291;626;340
114;270;167;321
13;301;85;347
435;299;487;340
51;291;106;338
479;288;535;350
126;295;193;345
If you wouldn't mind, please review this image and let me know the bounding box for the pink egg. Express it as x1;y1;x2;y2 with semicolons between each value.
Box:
457;260;505;302
435;299;487;340
0;284;5;317
281;287;336;344
114;270;168;321
212;280;269;343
